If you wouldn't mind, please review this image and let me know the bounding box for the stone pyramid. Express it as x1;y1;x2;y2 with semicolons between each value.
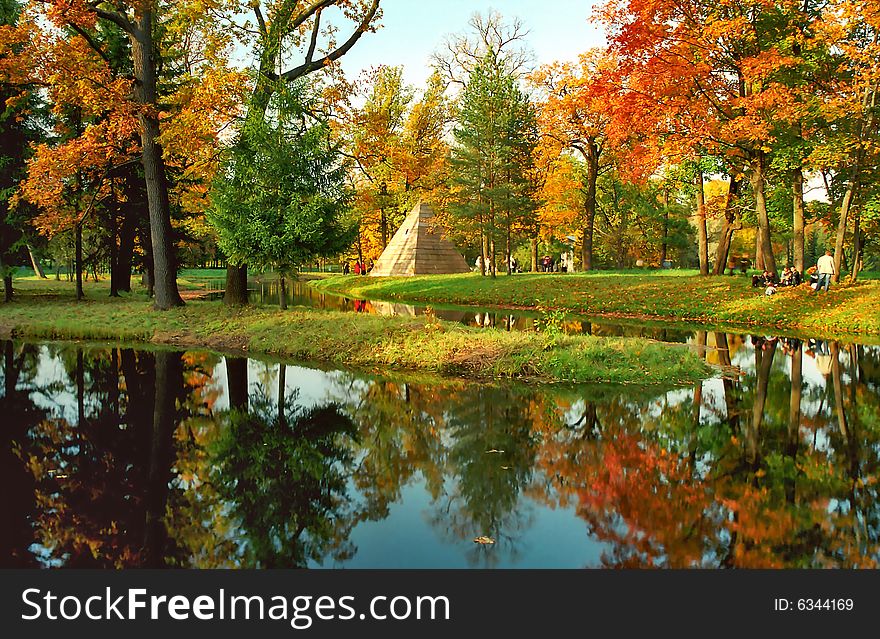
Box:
369;201;471;277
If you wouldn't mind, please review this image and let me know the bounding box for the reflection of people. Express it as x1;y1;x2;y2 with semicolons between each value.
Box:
816;250;835;292
808;338;833;375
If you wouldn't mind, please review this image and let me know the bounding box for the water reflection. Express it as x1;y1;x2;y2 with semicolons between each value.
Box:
2;337;879;568
202;278;693;341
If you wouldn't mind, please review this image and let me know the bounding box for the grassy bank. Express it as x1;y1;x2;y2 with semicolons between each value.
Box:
312;271;880;337
0;279;711;385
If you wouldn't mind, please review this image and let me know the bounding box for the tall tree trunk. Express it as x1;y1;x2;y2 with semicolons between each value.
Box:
75;223;84;301
130;10;183;310
506;226;512;275
851;207;862;282
832;180;857;284
695;171;708;275
0;248;11;302
481;232;488;277
278;273;288;310
117;169;142;294
224;264;248;306
713;177;741;275
660;188;669;265
792;168;805;273
489;237;497;279
27;245;46;279
109;183;121;297
755;227;765;271
530;236;538;272
751;151;777;277
580;142;599;271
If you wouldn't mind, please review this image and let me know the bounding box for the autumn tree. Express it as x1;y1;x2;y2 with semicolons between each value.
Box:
532;51;624;271
341;67;449;262
0;0;44;301
596;0;865;279
21;0;194;309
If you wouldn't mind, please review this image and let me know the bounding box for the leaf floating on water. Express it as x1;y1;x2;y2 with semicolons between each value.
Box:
473;536;495;545
485;449;505;454
500;466;511;470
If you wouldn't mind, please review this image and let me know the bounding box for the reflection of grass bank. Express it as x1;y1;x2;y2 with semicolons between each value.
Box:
312;272;880;337
0;282;710;385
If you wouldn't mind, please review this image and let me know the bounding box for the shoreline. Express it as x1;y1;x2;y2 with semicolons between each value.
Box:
0;294;713;386
310;272;880;340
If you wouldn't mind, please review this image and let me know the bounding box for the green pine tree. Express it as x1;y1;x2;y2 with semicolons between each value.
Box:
208;81;356;309
450;52;537;277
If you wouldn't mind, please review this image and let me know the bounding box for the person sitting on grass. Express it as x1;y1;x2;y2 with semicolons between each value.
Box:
806;265;819;290
780;266;793;287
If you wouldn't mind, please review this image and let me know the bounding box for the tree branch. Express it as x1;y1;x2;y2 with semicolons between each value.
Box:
86;1;134;33
253;3;267;37
289;0;340;32
279;0;380;82
68;23;112;65
304;8;322;65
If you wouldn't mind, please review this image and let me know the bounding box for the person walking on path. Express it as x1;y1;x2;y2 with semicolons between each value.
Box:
816;249;835;293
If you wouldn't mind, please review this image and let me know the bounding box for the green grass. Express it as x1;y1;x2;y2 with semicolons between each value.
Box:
0;278;712;385
311;271;880;338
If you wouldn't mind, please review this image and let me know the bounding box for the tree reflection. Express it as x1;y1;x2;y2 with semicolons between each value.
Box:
208;384;359;567
0;341;44;567
4;338;880;569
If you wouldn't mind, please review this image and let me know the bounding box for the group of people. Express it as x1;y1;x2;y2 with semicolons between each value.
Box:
343;260;371;275
752;266;802;293
471;252;574;274
750;250;837;296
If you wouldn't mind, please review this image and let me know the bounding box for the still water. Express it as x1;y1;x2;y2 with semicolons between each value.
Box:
2;336;878;568
204;278;695;342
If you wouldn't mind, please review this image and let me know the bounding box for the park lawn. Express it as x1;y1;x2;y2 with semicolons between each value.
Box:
0;279;711;386
311;271;880;337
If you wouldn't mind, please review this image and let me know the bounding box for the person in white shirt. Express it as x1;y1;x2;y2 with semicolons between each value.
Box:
816;249;835;292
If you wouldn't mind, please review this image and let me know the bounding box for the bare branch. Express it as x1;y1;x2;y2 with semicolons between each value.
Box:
279;0;380;82
305;8;322;64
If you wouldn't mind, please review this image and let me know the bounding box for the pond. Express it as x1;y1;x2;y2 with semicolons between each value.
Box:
2;335;879;568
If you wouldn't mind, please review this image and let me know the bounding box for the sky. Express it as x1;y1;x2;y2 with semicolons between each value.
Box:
336;0;605;87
